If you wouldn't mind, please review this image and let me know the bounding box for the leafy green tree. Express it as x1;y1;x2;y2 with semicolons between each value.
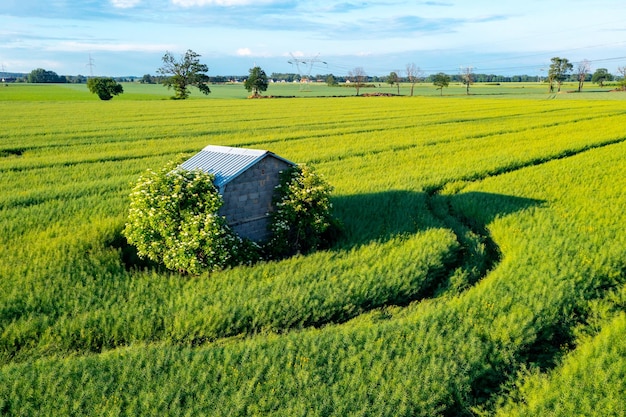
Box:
86;77;124;100
387;71;400;95
591;68;612;87
27;68;65;83
266;164;340;258
326;74;337;86
141;74;155;84
548;57;573;92
124;162;258;274
244;66;269;97
157;49;211;99
432;72;450;96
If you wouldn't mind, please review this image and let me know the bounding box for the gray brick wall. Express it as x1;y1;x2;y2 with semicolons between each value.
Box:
219;155;292;242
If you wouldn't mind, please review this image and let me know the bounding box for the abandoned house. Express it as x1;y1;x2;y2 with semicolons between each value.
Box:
179;144;295;243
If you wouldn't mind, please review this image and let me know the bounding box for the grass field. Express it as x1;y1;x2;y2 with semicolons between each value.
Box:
1;83;625;416
2;79;622;101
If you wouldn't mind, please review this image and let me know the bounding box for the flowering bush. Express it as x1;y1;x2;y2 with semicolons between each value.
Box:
123;162;259;274
266;164;340;258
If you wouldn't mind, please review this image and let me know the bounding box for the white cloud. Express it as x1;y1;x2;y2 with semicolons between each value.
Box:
236;47;252;56
235;47;277;58
110;0;142;8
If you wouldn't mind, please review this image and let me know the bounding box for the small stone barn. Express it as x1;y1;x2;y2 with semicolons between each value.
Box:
179;145;295;243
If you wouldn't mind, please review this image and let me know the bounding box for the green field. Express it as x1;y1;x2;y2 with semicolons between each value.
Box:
1;84;625;416
2;79;621;101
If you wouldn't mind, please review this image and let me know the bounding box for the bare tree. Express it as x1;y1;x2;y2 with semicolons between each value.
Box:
348;67;367;96
405;63;424;97
576;59;591;92
460;66;474;95
618;66;626;91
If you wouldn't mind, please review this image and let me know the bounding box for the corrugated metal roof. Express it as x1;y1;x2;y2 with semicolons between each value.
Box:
179;145;293;191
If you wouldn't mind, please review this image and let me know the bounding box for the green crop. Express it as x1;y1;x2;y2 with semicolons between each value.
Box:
1;84;625;416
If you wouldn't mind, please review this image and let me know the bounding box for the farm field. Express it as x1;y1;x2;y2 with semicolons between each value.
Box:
2;79;621;101
1;85;625;416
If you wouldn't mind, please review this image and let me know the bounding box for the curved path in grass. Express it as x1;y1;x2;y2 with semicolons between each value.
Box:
425;135;626;295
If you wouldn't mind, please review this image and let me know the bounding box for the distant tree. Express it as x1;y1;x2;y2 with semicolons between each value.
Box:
348;67;367;96
386;71;400;94
87;77;124;100
576;59;591;92
548;57;573;92
141;74;156;84
65;74;87;84
244;66;269;97
405;63;423;96
326;74;337;86
271;73;298;82
432;72;450;96
157;49;211;99
460;66;474;95
210;75;228;83
27;68;65;83
591;68;612;87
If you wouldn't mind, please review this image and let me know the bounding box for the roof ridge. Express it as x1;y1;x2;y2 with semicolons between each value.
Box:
201;144;268;157
179;145;294;193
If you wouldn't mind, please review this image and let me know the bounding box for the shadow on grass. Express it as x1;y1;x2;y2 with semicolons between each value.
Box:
111;189;544;279
327;190;546;305
427;190;545;295
333;189;544;246
0;148;26;157
330;190;436;247
107;233;160;271
449;191;546;228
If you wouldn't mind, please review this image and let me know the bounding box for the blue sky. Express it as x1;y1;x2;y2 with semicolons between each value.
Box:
1;0;625;77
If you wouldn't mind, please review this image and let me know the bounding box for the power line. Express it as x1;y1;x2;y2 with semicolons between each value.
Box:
86;54;95;77
288;53;327;90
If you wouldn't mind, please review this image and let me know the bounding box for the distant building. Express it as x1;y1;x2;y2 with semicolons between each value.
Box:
180;145;295;242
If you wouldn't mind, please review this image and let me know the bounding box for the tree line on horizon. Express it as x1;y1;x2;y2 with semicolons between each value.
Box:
10;68;624;86
9;64;626;86
7;52;626;97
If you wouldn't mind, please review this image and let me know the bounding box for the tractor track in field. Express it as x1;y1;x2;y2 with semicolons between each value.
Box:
422;135;626;410
425;188;500;294
425;135;626;294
